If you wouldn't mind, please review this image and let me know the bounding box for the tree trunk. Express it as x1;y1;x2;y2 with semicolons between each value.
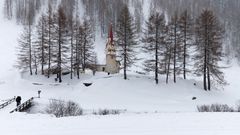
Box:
124;43;127;80
58;28;62;83
203;47;207;91
203;17;208;91
207;66;211;91
166;48;171;84
83;36;86;72
77;41;80;79
155;26;159;84
34;53;37;75
70;29;73;79
183;20;187;79
41;19;44;75
173;23;177;83
48;20;51;78
29;25;32;75
124;16;127;80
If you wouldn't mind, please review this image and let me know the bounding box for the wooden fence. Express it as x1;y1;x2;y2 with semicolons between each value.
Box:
0;97;15;109
10;97;34;113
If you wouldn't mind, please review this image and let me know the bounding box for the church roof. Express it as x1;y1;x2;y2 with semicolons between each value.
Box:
109;23;113;45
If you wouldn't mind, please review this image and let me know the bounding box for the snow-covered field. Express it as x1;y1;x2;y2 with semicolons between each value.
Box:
1;1;240;135
2;112;240;135
1;70;240;113
0;63;240;135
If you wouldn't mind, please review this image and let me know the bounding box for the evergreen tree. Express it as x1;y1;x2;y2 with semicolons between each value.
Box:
46;4;55;78
167;12;182;83
194;10;226;90
81;17;95;72
74;19;81;79
16;25;33;75
54;6;69;83
142;12;166;84
35;14;48;75
164;28;173;84
179;10;193;80
116;5;138;80
67;8;74;79
72;2;81;79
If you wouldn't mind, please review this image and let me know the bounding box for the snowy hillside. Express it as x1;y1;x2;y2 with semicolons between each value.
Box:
1;69;240;134
1;0;240;135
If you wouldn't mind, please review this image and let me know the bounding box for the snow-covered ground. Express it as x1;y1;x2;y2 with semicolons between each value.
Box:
1;71;239;113
0;66;239;134
2;112;240;135
1;1;240;135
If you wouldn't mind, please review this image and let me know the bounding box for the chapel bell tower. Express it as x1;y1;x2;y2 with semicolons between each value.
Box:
105;24;120;74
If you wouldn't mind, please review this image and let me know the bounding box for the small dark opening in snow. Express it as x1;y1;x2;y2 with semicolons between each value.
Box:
83;83;92;87
192;97;197;100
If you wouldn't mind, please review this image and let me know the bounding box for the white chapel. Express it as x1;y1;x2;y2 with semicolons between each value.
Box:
96;24;120;74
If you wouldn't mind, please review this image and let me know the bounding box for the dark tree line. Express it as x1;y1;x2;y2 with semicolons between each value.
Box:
16;5;95;83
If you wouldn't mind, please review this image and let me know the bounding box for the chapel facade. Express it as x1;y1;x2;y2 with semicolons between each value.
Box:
96;24;120;74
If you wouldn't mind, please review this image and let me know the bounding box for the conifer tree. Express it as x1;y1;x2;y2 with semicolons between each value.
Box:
179;10;193;80
81;17;95;72
67;8;74;79
54;6;69;83
17;25;33;75
35;14;48;75
194;10;226;90
164;28;173;84
16;1;35;75
142;12;166;84
46;4;55;78
116;5;138;80
167;12;182;83
74;19;81;79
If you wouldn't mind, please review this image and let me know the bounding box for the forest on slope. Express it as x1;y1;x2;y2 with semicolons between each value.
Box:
4;0;240;61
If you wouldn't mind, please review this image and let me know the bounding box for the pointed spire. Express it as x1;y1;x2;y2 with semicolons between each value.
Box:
109;23;113;44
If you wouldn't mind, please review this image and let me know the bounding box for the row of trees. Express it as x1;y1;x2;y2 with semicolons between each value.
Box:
116;6;225;91
15;3;226;90
151;0;240;63
17;4;95;83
